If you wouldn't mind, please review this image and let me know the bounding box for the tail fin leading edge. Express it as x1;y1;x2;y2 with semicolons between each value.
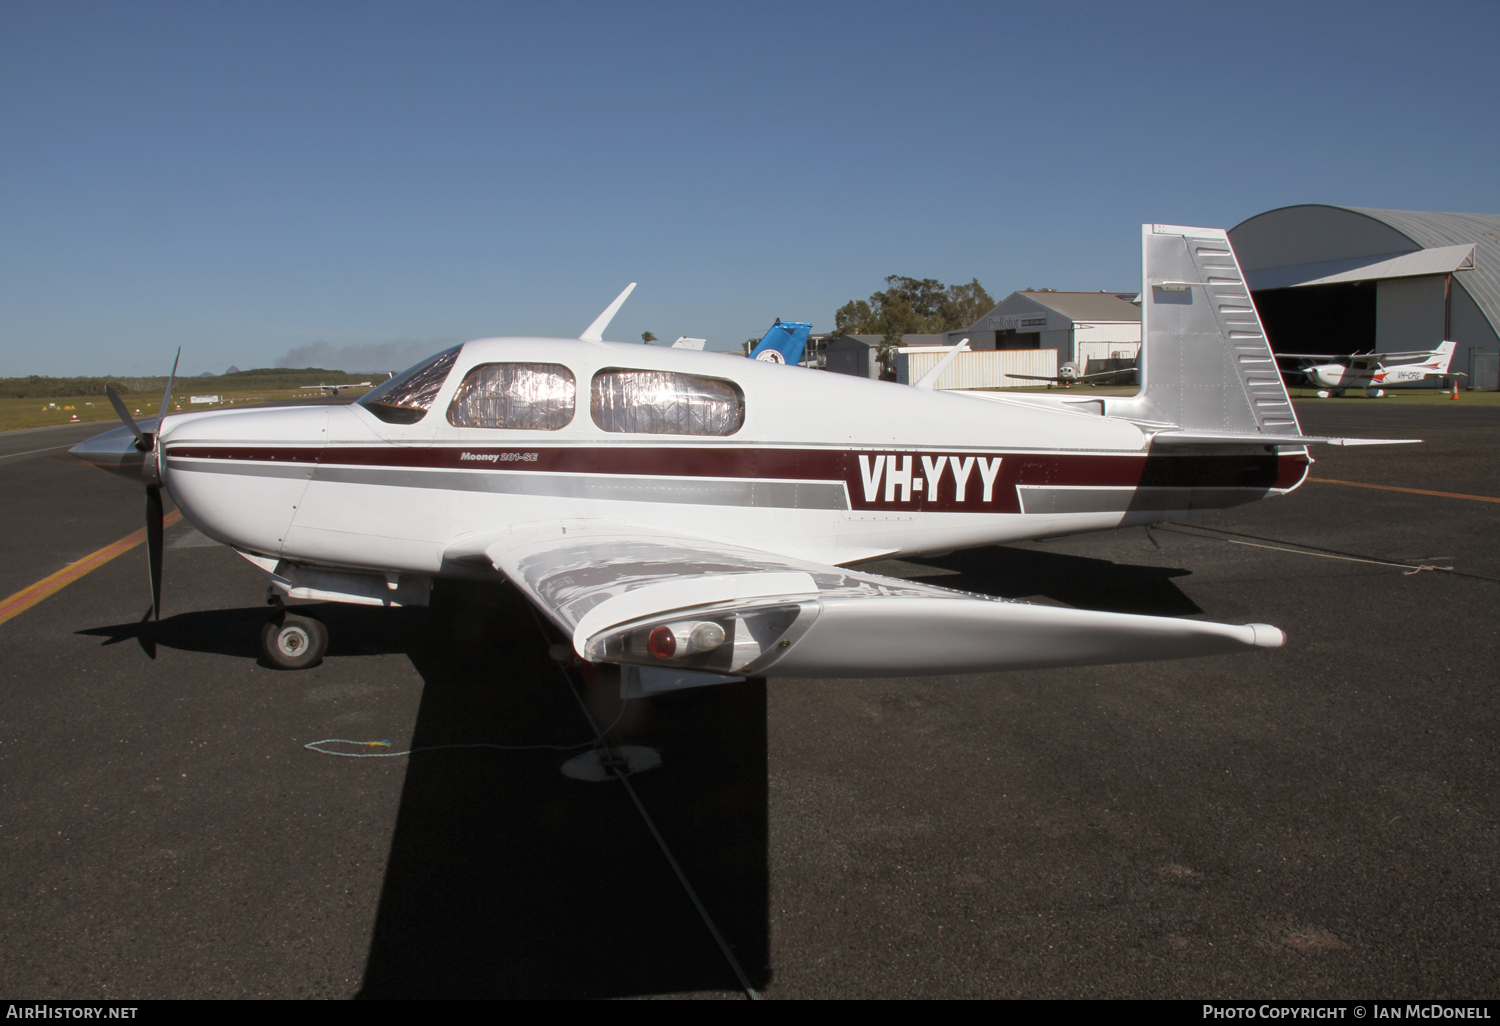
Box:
1111;224;1301;439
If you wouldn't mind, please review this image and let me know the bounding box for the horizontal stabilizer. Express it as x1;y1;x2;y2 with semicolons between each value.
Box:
1150;430;1421;447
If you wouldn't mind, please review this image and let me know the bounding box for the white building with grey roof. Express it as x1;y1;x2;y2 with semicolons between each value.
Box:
944;290;1142;372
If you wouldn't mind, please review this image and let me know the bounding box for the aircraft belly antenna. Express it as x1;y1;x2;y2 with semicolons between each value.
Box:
580;283;637;343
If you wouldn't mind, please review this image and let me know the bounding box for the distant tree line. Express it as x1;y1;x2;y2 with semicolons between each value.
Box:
0;367;383;399
834;276;995;344
834;275;995;371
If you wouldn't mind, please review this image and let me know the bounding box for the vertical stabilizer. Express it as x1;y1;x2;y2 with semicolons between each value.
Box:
1110;224;1300;437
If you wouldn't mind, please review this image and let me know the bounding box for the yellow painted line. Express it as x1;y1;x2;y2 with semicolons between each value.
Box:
0;510;184;627
1309;477;1500;504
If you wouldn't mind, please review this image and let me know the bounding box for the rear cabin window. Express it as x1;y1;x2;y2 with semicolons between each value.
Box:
590;369;744;436
357;347;461;424
447;363;576;430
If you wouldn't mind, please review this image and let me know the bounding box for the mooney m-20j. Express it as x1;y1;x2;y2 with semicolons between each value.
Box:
73;224;1415;680
1277;340;1463;397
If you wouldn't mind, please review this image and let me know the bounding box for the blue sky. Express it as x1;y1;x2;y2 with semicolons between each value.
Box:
3;0;1497;376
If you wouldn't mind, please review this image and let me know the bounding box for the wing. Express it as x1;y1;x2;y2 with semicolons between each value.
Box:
1074;368;1137;381
466;521;1286;678
1373;350;1450;364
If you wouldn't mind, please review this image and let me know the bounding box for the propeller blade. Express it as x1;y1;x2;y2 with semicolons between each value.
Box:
105;385;150;452
159;348;181;419
146;485;164;620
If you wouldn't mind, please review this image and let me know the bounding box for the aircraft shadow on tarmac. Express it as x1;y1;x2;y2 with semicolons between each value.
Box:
77;602;429;665
356;579;769;998
74;543;1188;997
904;543;1202;616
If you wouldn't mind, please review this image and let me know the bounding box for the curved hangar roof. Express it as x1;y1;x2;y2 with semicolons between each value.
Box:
1229;204;1500;337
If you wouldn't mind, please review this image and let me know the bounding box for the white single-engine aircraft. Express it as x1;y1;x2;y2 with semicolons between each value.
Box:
73;224;1416;680
1277;340;1464;398
308;381;374;396
1006;360;1138;388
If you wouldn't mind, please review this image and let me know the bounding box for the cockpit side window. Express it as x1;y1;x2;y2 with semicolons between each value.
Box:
447;363;576;430
590;369;744;436
357;347;462;424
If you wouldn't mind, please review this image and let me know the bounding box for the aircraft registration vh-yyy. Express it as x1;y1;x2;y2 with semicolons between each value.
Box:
72;224;1416;685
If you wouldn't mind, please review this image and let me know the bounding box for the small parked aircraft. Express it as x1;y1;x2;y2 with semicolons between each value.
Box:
72;224;1415;680
1007;360;1138;388
1277;341;1464;397
308;381;373;396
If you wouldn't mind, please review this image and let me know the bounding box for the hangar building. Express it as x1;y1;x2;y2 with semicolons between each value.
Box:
943;291;1142;371
1228;205;1500;388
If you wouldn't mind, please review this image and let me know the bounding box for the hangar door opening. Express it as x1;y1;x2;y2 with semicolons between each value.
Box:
1251;281;1376;356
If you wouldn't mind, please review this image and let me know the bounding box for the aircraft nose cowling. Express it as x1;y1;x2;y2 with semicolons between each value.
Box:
69;420;161;484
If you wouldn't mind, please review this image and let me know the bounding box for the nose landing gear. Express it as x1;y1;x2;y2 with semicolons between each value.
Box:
260;598;328;669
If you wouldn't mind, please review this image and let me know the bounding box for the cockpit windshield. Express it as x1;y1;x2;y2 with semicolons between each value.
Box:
357;346;462;424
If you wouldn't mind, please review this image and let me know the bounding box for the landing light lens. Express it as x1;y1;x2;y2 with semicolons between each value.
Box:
647;626;677;660
689;622;725;651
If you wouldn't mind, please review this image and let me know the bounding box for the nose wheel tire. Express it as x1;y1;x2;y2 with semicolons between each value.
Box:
261;612;328;670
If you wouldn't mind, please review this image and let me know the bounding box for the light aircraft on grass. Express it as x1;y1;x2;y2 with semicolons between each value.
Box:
1007;360;1138;388
308;381;373;396
1276;340;1463;398
73;224;1417;684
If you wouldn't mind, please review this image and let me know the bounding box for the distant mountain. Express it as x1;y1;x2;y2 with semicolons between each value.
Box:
225;365;240;374
197;371;214;377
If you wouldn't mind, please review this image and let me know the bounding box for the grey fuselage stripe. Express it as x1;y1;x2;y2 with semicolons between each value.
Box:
167;458;851;511
1017;485;1272;514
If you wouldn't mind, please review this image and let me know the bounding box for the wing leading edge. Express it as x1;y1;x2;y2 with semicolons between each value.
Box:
472;522;1285;678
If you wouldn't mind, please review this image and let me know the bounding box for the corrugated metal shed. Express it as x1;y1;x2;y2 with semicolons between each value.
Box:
1346;207;1500;338
1232;204;1500;338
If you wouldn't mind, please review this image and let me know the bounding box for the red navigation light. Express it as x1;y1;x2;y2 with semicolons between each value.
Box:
647;626;677;660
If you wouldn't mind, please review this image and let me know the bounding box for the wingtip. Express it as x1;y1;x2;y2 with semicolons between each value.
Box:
1248;623;1286;648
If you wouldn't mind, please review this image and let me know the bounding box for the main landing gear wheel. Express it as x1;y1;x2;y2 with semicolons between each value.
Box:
261;612;328;669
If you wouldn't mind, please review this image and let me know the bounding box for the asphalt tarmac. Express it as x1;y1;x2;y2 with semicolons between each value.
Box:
0;401;1496;999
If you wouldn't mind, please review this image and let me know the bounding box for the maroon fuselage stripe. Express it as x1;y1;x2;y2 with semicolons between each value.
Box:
167;445;1310;515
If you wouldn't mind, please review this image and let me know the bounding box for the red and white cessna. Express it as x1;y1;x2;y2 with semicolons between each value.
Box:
1278;340;1463;398
73;224;1414;679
